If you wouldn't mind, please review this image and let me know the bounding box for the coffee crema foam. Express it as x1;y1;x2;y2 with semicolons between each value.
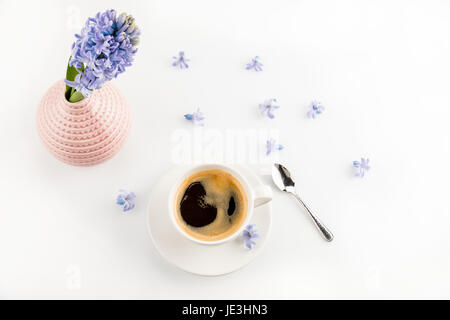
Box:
174;169;248;242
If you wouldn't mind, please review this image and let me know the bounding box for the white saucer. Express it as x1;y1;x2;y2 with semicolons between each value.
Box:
147;165;272;276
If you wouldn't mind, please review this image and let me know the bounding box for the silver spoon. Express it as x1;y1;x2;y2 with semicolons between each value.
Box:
272;163;334;242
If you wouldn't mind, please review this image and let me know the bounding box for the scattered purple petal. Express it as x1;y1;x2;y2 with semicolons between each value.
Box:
307;100;325;119
184;108;205;126
266;138;284;156
116;189;136;212
246;56;263;71
259;98;280;119
172;51;189;69
243;224;260;250
353;158;370;178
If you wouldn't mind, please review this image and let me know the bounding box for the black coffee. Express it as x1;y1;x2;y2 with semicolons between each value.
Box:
180;181;217;227
174;169;248;242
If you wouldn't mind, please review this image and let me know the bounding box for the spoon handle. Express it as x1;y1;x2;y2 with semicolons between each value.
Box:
291;192;334;242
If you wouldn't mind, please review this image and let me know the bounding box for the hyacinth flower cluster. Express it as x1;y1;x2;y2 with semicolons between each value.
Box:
65;9;140;102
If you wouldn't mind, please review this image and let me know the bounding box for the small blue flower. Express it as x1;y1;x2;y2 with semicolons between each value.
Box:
307;100;325;119
259;98;280;119
243;224;260;250
353;158;370;178
172;51;189;69
116;189;136;212
246;56;263;71
266;138;284;156
184;108;205;126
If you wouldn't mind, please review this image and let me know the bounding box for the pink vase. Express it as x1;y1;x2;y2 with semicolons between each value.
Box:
36;80;131;166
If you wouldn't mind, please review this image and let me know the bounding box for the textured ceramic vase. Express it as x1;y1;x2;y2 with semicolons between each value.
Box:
36;80;131;166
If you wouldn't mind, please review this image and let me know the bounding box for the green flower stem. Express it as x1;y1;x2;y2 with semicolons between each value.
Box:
68;91;85;103
65;57;85;103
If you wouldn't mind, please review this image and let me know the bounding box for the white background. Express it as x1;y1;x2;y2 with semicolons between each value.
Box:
1;0;449;299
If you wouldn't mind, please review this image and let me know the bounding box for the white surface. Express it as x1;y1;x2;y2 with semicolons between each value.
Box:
147;165;272;276
1;0;450;299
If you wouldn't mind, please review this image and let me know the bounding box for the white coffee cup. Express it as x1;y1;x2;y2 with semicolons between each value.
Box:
168;164;272;245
